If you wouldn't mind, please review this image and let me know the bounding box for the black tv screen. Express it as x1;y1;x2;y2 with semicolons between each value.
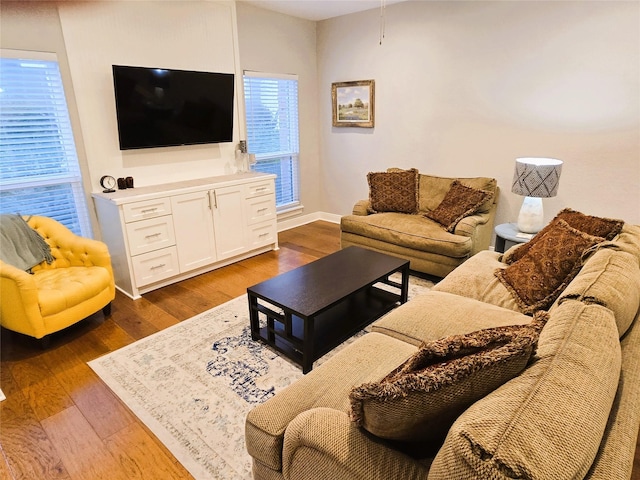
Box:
112;65;234;150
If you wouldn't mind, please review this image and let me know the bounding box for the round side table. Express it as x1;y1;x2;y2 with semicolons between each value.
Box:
494;223;535;253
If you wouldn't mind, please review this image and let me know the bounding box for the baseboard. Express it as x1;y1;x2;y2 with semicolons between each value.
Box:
277;211;341;232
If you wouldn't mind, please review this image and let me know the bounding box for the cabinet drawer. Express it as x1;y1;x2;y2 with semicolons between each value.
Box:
248;220;277;248
125;215;176;256
246;180;274;198
246;195;276;225
131;246;179;287
123;198;172;223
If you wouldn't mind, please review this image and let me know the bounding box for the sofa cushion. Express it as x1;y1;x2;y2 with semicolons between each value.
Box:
432;250;520;311
418;174;497;215
424;181;493;233
560;248;640;337
245;332;417;471
601;222;640;262
372;291;532;347
35;266;115;316
495;219;604;314
428;300;621;480
503;208;624;264
340;213;473;258
367;168;419;214
349;314;546;443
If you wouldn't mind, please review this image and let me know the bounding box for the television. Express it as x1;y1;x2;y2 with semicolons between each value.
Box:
112;65;234;150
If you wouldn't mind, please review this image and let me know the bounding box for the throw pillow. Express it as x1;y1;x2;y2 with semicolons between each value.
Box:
503;208;624;264
495;219;605;314
424;180;493;232
367;168;420;214
349;312;547;443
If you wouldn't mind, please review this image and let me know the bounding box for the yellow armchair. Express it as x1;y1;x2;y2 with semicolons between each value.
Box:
0;216;115;341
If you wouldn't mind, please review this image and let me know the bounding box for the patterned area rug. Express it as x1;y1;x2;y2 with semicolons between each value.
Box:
89;275;433;479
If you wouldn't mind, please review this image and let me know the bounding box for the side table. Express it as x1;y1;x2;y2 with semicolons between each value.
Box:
494;223;534;253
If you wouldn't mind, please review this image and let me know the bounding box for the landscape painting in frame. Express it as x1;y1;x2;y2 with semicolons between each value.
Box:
332;80;375;128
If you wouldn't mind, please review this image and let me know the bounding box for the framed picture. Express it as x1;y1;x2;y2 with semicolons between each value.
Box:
332;80;375;128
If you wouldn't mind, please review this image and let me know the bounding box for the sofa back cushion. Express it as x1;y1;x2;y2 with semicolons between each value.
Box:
560;248;640;337
418;174;497;215
601;223;640;263
428;300;621;480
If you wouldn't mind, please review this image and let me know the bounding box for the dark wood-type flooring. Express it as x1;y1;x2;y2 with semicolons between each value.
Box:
1;221;639;479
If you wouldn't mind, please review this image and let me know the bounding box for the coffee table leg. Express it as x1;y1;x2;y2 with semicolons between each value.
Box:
302;316;314;374
248;294;260;340
400;264;409;304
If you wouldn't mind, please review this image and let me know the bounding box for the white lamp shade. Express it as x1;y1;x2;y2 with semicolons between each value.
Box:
511;157;563;198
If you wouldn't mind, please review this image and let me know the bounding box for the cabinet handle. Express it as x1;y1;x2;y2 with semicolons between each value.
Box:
257;208;268;213
255;186;267;192
259;232;269;238
209;190;217;208
141;208;158;214
144;232;162;239
150;263;166;270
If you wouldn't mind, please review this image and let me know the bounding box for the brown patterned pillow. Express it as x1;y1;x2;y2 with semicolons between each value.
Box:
424;180;493;232
503;208;624;264
495;219;605;314
349;313;547;443
367;168;419;214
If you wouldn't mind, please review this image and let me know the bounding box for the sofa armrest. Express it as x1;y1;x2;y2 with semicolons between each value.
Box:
453;214;489;236
0;260;45;338
282;408;431;480
352;200;371;216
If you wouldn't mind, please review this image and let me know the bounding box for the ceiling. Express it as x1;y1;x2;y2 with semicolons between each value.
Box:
239;0;407;21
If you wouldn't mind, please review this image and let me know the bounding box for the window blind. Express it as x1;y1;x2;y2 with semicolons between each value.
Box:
0;51;91;236
243;72;300;210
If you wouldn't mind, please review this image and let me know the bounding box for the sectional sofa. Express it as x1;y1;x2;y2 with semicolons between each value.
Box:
245;216;640;480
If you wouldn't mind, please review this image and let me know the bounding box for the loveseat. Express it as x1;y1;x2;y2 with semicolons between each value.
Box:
245;214;640;480
340;169;499;278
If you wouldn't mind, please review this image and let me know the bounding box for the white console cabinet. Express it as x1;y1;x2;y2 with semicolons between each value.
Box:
92;173;277;299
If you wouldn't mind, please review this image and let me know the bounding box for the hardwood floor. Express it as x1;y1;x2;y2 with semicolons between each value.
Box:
1;220;639;479
0;221;341;480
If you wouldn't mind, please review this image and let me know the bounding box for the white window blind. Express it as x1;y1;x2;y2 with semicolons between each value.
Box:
0;50;91;237
243;72;299;210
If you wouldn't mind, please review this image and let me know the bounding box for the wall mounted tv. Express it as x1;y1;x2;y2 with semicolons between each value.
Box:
112;65;234;150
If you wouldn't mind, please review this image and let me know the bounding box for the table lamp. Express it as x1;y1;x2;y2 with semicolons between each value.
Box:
511;157;563;234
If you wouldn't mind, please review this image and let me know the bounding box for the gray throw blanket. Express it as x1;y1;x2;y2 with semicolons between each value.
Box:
0;214;55;272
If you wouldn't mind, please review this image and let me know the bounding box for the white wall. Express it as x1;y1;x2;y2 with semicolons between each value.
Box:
2;0;638;240
235;2;322;217
57;1;244;190
317;1;640;227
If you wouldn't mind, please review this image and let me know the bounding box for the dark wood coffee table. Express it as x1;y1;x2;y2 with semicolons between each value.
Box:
247;246;409;373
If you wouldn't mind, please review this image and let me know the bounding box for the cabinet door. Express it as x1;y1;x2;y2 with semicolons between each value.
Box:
171;191;217;272
211;185;247;259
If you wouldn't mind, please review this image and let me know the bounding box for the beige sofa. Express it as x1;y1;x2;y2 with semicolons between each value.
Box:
340;172;499;278
245;222;640;480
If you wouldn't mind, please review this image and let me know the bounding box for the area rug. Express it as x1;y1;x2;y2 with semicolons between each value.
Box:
88;275;433;479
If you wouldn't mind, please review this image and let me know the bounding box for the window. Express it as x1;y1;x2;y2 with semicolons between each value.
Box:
0;50;91;237
243;72;299;211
